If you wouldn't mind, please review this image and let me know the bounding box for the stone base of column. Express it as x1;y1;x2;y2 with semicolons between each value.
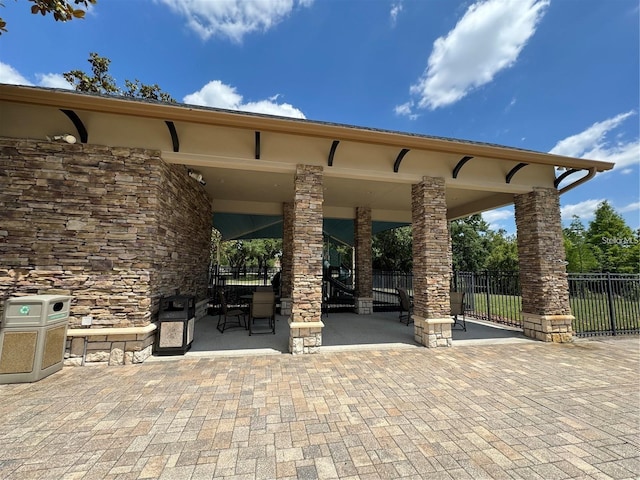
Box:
279;298;292;316
354;297;373;315
289;321;324;354
413;316;453;348
522;313;574;343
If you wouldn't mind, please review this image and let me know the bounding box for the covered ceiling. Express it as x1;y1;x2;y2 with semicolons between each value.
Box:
0;84;614;245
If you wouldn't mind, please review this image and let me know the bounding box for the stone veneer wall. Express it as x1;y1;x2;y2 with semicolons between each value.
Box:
279;202;294;316
289;165;324;354
411;177;453;347
281;202;294;299
514;187;573;342
0;137;212;363
354;207;373;314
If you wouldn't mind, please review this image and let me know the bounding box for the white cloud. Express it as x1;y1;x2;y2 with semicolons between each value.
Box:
183;80;305;118
155;0;314;42
0;63;73;90
549;111;640;171
35;73;73;89
482;207;513;230
0;62;32;85
560;199;606;222
620;202;640;214
394;101;419;120
395;0;548;115
390;2;403;27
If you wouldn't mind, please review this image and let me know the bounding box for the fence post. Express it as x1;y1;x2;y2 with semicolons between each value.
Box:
606;273;617;335
484;271;491;321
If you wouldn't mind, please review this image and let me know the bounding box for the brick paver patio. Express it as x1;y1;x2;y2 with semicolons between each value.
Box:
0;337;638;479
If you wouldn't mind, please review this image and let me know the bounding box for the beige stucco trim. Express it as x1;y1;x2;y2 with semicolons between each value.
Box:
0;85;614;172
289;321;325;329
67;323;157;337
412;316;455;325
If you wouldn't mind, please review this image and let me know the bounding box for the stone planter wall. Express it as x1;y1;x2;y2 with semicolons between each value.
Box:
0;137;212;363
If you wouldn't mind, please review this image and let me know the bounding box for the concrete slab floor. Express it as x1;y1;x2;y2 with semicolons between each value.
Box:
180;311;528;358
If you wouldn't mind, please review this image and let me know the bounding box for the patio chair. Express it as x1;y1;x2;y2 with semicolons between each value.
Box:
217;290;246;333
450;291;467;331
397;288;414;325
249;291;276;335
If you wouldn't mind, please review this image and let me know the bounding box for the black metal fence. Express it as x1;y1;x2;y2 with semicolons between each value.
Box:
569;273;640;337
452;271;522;327
208;266;279;309
209;267;639;337
372;270;640;336
372;270;412;311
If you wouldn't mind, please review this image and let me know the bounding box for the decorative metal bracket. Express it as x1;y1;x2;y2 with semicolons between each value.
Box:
554;168;580;188
393;148;410;173
165;121;179;152
558;168;595;194
452;156;473;178
328;140;340;166
60;109;88;143
506;163;528;184
255;131;261;159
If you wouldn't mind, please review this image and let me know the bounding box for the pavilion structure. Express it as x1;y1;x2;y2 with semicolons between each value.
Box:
0;84;613;363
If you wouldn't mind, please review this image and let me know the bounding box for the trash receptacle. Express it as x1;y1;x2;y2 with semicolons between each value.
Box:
0;295;71;384
154;294;195;355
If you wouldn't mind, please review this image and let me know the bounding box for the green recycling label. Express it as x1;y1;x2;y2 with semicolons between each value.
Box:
19;305;30;315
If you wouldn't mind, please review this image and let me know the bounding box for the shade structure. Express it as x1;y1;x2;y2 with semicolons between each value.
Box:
213;213;408;246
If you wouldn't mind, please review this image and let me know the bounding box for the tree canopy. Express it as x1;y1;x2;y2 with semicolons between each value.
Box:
450;214;491;272
564;201;639;273
64;53;176;102
1;0;96;35
371;215;519;273
372;226;412;271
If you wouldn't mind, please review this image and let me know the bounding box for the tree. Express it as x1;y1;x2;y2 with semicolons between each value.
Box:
484;230;519;272
450;214;490;272
221;240;248;277
63;53;118;95
626;229;640;274
244;239;282;271
563;215;598;273
372;226;412;272
210;228;222;266
587;201;637;273
64;52;176;102
1;0;96;35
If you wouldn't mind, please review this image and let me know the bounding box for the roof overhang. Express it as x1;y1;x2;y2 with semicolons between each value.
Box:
0;84;614;242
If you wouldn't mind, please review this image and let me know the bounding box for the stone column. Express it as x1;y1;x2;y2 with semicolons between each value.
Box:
354;207;373;314
279;202;294;316
289;165;324;354
514;187;574;342
411;177;453;347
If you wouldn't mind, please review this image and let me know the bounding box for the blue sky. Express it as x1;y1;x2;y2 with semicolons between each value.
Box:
1;0;638;234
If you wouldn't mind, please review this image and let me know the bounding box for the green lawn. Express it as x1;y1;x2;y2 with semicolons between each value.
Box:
466;292;639;334
466;293;522;326
570;294;639;334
